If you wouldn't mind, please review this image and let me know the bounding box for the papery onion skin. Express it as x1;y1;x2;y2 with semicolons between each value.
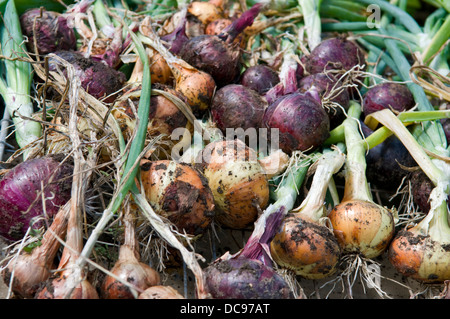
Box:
270;214;341;279
362;82;415;117
102;247;161;299
263;92;330;154
304;37;366;75
210;84;267;132
140;160;215;236
0;155;73;242
196;139;269;230
204;256;294;299
388;229;450;283
138;285;185;299
35;276;99;299
20;8;76;55
328;200;395;259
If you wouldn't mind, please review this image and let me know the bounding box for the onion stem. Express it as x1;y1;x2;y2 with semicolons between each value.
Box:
0;0;41;158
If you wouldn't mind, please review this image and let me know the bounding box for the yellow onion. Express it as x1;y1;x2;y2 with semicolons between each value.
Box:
196;139;269;229
140;160;215;236
188;1;224;25
270;149;345;279
138;285;185;299
327;103;395;259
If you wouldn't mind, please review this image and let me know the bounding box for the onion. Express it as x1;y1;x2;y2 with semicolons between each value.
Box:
20;8;76;55
1;201;70;298
102;209;160;299
195;139;269;230
138;285;185;299
271;149;345;279
298;73;350;128
139;18;216;114
49;50;126;103
303;37;366;75
362;82;415;117
328;103;395;259
140;160;215;236
179;3;264;87
210;84;267;133
364;109;450;283
240;64;280;95
113;83;190;146
0;154;73;242
187;1;224;25
263;92;330;154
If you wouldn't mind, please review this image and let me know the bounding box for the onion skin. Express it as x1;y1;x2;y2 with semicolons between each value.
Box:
362;83;415;117
304;37;365;75
50;51;126;103
0;155;73;242
20;8;76;55
328;200;395;259
35;276;99;299
240;65;280;95
1;203;70;298
196;140;269;230
138;286;185;299
204;256;294;299
178;34;241;87
388;229;450;283
188;1;224;25
210;84;267;132
270;214;341;279
140;160;215;236
298;73;349;128
263;92;330;154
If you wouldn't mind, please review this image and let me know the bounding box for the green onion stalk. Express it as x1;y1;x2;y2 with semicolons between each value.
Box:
298;0;323;51
0;0;42;159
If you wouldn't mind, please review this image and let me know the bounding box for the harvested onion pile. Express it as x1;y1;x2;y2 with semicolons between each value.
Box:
0;0;449;301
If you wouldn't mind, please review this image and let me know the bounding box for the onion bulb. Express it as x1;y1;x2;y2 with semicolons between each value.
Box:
0;155;73;242
102;209;160;299
1;202;70;298
138;285;185;299
270;149;345;279
328;103;395;259
187;1;224;25
140;160;215;236
195;139;269;229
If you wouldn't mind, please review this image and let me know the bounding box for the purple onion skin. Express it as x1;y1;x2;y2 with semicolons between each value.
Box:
240;65;280;95
50;51;126;103
204;257;294;299
362;82;415;117
299;73;349;128
0;155;73;242
410;170;450;214
179;35;241;87
304;37;365;75
211;84;267;132
263;92;330;154
20;9;76;55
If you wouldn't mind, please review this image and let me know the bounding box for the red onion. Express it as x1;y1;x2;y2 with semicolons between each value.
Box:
0;155;73;242
263;92;330;154
20;8;76;55
362;82;415;117
179;3;264;87
49;50;126;103
304;37;366;75
210;84;267;133
240;64;280;95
